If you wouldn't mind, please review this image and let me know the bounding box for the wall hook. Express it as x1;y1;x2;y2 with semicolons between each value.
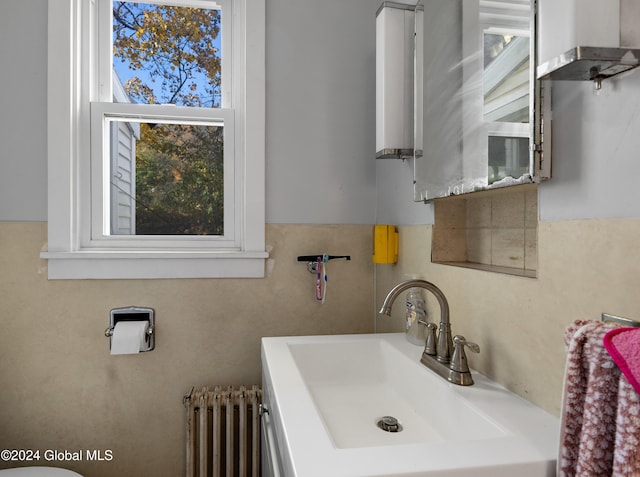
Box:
297;254;350;274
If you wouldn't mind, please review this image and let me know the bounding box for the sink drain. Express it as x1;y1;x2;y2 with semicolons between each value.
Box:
376;416;403;433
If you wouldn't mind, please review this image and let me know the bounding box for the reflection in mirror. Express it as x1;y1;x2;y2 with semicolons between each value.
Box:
414;0;537;201
488;136;529;184
483;34;529;123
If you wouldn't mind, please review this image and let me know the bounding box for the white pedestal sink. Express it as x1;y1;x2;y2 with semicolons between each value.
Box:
261;333;559;477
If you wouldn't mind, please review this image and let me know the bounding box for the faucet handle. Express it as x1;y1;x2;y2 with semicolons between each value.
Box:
450;335;479;373
454;335;479;353
419;320;438;356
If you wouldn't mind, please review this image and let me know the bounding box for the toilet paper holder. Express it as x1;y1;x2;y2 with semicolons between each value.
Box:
105;306;155;352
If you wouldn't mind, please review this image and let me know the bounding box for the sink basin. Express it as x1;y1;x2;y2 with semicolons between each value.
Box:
288;339;505;449
262;333;559;477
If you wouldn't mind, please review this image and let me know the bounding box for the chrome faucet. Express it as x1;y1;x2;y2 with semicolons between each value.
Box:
379;279;453;363
379;279;479;385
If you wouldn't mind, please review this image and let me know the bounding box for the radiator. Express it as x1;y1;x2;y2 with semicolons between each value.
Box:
184;385;262;477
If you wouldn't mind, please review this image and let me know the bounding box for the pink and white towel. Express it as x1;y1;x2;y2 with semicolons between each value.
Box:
558;320;640;477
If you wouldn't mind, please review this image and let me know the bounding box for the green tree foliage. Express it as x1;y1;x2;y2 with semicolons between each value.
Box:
112;2;223;235
135;123;224;235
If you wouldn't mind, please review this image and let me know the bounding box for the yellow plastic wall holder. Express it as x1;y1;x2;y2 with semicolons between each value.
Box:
373;225;398;264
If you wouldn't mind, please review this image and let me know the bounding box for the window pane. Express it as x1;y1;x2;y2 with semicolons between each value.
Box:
109;120;224;235
113;1;222;107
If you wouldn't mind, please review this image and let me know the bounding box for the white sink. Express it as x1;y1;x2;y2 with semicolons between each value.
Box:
288;339;506;449
262;333;559;477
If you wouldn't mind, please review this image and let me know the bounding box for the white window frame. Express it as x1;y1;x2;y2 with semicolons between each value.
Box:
89;103;237;248
43;0;266;279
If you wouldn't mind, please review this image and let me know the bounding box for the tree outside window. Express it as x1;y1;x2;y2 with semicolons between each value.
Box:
112;1;224;235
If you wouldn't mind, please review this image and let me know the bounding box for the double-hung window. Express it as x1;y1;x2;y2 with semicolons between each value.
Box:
44;0;266;279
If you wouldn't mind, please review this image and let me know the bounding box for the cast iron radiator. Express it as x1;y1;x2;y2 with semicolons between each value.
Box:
184;385;262;477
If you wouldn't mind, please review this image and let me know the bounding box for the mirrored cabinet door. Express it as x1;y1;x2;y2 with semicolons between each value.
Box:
414;0;545;202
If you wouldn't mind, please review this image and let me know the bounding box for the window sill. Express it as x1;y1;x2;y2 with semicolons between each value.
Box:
41;250;269;279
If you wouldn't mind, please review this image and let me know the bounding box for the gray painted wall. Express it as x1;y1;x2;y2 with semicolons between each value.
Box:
0;1;48;222
2;1;639;225
266;0;379;224
538;75;640;221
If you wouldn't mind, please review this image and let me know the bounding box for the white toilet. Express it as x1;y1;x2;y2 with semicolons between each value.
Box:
0;468;82;477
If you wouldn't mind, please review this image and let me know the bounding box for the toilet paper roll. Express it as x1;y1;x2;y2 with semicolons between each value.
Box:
110;321;150;355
